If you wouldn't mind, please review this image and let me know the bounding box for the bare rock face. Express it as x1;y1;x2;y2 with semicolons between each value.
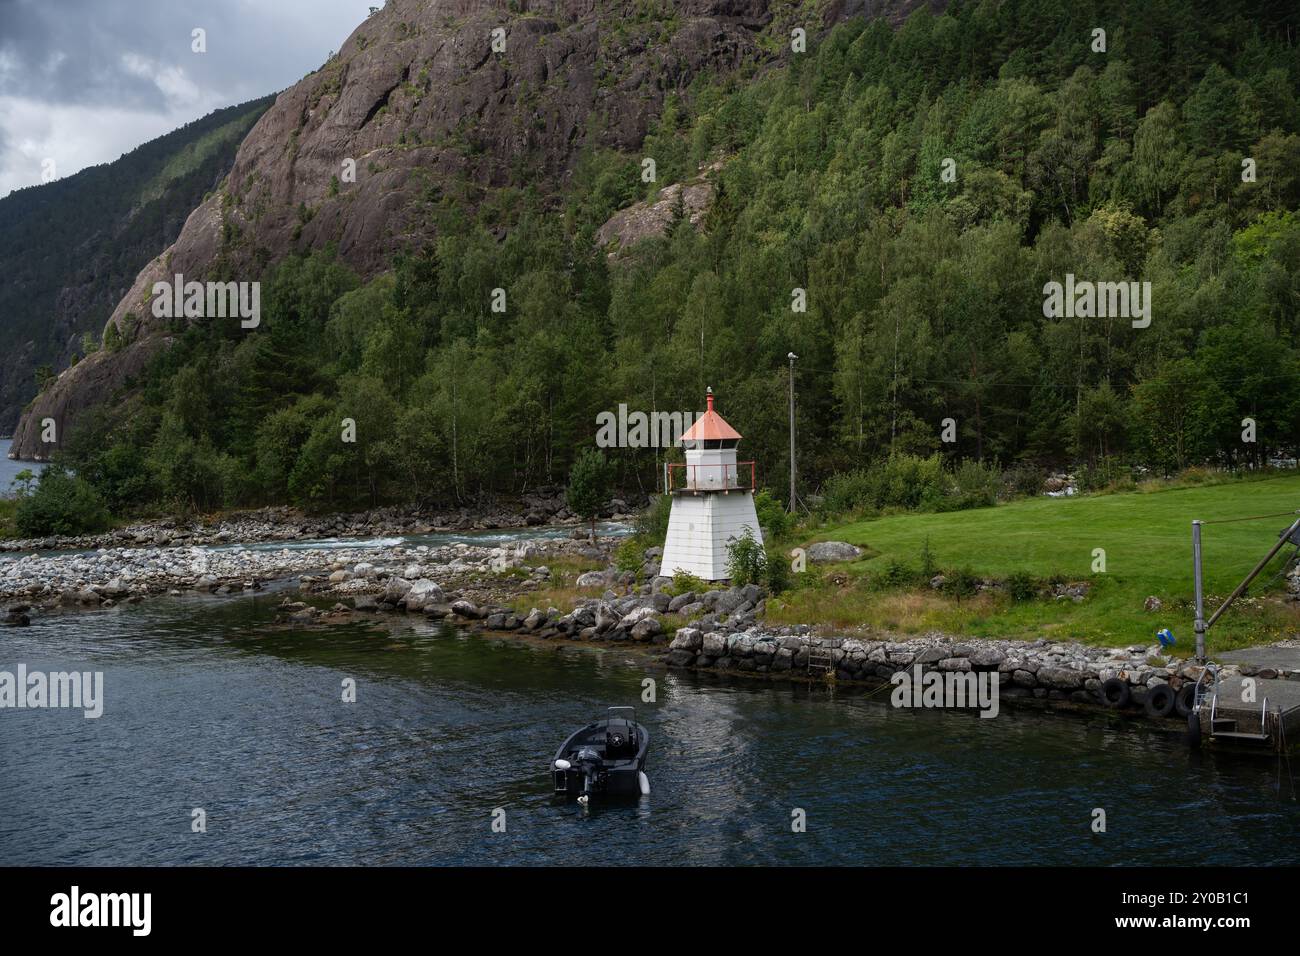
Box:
11;0;777;459
10;0;938;459
9;194;222;457
595;160;721;255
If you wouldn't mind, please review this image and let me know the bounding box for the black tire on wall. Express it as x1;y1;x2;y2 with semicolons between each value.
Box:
1187;711;1202;748
1146;683;1176;718
1100;677;1131;708
1174;683;1197;717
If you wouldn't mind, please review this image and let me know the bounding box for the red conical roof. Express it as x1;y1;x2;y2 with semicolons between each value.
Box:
681;388;741;442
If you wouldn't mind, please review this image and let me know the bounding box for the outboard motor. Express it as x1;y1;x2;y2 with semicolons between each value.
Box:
576;747;603;796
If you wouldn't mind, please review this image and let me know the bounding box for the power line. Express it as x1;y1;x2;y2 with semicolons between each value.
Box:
771;357;1300;391
1201;509;1300;526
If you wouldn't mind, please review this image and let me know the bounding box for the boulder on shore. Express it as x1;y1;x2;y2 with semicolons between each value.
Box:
806;541;863;563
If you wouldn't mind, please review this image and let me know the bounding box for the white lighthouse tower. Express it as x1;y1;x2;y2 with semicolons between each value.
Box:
659;387;763;581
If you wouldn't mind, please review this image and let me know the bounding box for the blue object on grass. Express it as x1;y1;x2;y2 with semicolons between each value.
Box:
1156;628;1175;648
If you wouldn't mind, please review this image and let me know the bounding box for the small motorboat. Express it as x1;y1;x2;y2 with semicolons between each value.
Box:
552;706;650;803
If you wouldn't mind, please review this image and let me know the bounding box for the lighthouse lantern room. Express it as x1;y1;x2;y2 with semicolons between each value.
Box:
658;387;763;581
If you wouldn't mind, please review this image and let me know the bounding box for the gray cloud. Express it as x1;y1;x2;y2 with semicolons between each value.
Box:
0;0;380;196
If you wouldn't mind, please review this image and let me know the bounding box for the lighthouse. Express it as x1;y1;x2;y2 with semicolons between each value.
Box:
658;387;763;580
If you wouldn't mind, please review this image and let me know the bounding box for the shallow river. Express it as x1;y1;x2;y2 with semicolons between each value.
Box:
4;585;1300;866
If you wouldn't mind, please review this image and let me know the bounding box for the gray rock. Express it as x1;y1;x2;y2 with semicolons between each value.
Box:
594;602;620;632
631;618;662;642
403;579;445;611
619;606;658;629
383;577;413;604
968;648;1006;669
668;591;696;612
670;627;703;651
713;588;745;614
450;598;482;619
806;541;862;563
1036;666;1084;690
701;632;728;656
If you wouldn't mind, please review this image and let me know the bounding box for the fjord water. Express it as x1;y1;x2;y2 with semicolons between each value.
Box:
0;438;43;496
3;588;1299;866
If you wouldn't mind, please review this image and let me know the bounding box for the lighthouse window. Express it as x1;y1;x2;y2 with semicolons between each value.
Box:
702;438;738;449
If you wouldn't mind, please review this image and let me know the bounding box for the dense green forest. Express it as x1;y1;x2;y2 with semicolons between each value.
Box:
0;95;273;431
48;0;1300;519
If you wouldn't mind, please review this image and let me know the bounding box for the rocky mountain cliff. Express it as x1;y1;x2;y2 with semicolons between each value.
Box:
9;0;940;461
0;96;271;435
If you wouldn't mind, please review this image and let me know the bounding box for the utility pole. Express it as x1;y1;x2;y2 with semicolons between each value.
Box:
1192;519;1206;662
788;352;798;513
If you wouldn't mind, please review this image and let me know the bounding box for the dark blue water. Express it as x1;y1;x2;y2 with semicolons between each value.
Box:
3;589;1298;865
0;438;44;498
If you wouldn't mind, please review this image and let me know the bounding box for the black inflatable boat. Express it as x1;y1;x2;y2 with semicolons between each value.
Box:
552;706;650;802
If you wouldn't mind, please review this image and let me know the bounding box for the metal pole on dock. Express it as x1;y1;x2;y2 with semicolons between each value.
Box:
1192;519;1206;662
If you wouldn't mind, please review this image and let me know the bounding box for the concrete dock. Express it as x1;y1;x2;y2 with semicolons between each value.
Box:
1203;644;1300;751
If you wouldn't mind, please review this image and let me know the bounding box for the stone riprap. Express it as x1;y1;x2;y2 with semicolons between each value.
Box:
0;536;597;613
662;625;1261;711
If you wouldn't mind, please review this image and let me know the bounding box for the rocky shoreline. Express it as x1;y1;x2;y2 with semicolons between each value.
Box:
0;492;645;553
0;531;609;625
7;523;1298;735
275;547;1287;729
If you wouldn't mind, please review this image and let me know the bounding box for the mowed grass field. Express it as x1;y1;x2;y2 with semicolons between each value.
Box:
768;474;1300;651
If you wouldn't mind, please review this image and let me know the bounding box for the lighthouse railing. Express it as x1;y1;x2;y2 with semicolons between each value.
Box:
666;461;756;493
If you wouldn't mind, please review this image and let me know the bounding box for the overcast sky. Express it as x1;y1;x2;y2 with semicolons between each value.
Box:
0;0;381;198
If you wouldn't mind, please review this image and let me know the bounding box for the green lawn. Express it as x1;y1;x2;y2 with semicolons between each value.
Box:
769;474;1300;651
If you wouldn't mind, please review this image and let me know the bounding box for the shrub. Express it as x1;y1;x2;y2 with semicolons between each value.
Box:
819;468;878;516
0;498;19;539
945;567;979;601
614;536;644;573
726;527;767;586
764;546;791;594
753;489;791;540
1005;571;1039;602
667;569;706;596
1006;460;1044;498
567;447;614;540
634;493;671;541
15;468;111;537
878;558;915;588
945;459;1002;510
818;454;984;517
919;536;937;578
1077;456;1128;493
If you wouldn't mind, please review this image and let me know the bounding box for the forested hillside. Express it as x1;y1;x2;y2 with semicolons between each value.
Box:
50;0;1300;518
0;96;273;431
